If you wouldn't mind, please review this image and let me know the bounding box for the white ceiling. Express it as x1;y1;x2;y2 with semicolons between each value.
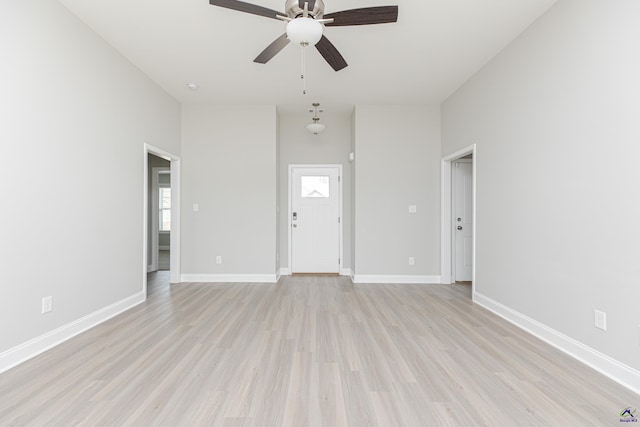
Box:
58;0;558;113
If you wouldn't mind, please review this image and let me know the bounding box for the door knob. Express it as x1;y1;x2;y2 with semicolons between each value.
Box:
457;226;462;230
293;224;297;228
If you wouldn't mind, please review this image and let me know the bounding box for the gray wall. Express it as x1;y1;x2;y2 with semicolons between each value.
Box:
353;106;441;277
0;0;181;354
278;111;353;271
442;0;640;370
181;105;278;276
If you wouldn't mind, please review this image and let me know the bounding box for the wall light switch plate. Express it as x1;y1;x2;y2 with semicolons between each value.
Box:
42;296;52;314
193;203;199;212
409;205;417;213
594;310;606;331
216;256;222;265
409;257;415;266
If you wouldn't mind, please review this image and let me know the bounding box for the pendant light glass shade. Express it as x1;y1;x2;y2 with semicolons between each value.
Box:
287;17;322;46
306;122;326;134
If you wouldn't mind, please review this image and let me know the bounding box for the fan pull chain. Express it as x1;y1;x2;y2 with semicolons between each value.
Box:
301;46;307;95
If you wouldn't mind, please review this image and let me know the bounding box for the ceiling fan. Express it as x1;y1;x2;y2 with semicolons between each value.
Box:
208;0;399;71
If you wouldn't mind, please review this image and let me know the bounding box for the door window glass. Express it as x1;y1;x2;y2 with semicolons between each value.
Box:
301;176;329;198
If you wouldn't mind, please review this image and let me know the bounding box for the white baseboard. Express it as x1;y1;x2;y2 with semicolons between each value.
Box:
279;268;291;276
147;264;153;273
474;292;640;396
340;268;351;276
0;291;145;375
352;275;441;284
180;274;278;283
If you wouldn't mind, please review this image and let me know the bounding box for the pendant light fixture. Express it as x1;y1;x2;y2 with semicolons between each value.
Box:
306;103;326;134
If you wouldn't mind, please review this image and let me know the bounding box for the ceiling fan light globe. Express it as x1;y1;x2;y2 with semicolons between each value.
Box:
287;18;323;46
306;122;326;134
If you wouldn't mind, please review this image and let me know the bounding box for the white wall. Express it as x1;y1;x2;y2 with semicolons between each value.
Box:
278;111;353;272
350;112;357;276
353;106;441;280
0;0;181;355
275;111;281;273
442;0;640;373
181;105;278;278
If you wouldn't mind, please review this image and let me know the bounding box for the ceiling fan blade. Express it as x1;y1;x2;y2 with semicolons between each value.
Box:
315;35;348;71
323;6;398;26
254;34;290;64
209;0;286;20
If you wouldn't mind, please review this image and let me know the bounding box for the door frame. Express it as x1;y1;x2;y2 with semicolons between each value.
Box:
144;144;181;295
441;144;476;298
150;166;170;272
288;164;343;275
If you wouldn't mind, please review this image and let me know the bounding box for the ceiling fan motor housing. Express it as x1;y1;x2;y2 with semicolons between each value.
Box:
285;0;325;19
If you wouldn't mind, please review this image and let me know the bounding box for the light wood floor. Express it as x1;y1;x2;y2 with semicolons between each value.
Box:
0;273;636;426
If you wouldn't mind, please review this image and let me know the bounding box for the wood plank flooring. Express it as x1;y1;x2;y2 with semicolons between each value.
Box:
0;273;637;426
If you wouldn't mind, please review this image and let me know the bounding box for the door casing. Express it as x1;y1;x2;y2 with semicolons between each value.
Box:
288;164;343;275
144;143;181;294
441;144;476;298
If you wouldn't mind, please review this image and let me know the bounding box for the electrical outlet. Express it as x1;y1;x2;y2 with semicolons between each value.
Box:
594;310;606;331
216;255;222;265
409;257;415;266
42;296;52;314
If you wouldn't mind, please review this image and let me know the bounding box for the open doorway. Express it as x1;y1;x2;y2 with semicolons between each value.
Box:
149;159;170;272
441;145;476;299
144;144;181;297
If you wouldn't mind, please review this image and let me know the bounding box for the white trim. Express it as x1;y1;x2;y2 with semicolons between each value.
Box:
441;144;477;298
0;291;145;375
340;268;351;276
288;164;343;274
144;144;181;296
352;275;441;284
180;274;279;283
474;292;640;396
169;159;181;285
279;267;292;276
147;264;153;273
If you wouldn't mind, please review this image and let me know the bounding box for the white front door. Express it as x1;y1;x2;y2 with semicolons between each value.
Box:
291;166;340;273
453;160;473;281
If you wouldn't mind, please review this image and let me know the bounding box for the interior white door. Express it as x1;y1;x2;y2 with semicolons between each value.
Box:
291;167;340;273
453;161;473;281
